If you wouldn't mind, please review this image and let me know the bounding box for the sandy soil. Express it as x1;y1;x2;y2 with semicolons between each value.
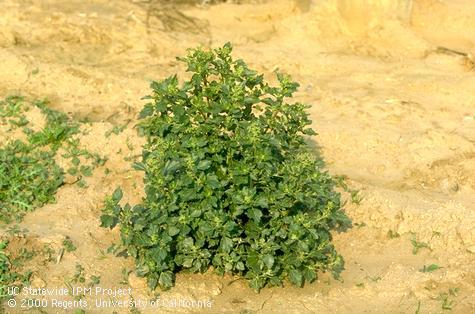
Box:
1;0;474;313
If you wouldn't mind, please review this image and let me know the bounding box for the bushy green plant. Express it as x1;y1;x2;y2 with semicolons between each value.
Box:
101;43;351;291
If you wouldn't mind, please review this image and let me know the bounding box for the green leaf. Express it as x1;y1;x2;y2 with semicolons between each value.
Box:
135;265;150;277
303;128;317;136
220;237;233;253
158;271;174;289
133;162;147;171
289;269;303;287
112;187;123;203
179;188;198;202
420;264;441;273
254;196;268;208
197;160;212;171
148;276;158;290
100;214;118;229
247;253;261;273
139;103;154;118
168;226;180;237
156;100;167;113
183;258;194;268
249;276;266;291
236;261;245;271
72;157;80;166
262;255;274;269
163;160;181;175
247;208;263;222
206;174;221;189
303;268;316;283
80;165;93;177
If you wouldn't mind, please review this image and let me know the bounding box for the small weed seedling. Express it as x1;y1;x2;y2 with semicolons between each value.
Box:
410;234;430;255
89;275;101;287
105;124;127;137
365;275;381;282
387;230;400;239
335;175;363;205
71;264;86;284
11;248;36;268
5;225;28;237
419;264;442;273
438;288;459;310
64;263;87;301
62;237;77;252
415;300;421;314
119;267;132;286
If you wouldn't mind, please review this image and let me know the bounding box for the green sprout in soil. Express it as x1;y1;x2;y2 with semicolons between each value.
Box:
387;230;400;239
410;234;430;255
419;264;442;273
438;288;459;311
105;124;127;137
62;237;77;253
415;300;421;314
101;43;351;291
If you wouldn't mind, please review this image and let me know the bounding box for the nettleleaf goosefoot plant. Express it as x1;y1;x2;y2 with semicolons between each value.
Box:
101;43;351;291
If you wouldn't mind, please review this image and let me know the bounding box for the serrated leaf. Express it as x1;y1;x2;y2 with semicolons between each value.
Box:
99;214;118;229
249;277;266;291
206;174;220;189
254;195;268;208
302;128;317;136
289;269;303;287
197;160;212;171
156;100;167;113
303;268;316;283
80;165;93;177
179;188;198;202
168;226;180;237
133;162;147;171
162;160;181;175
183;258;194;268
135;265;150;277
183;237;194;248
158;271;174;289
247;253;261;273
220;237;233;253
139;103;154;119
236;261;245;271
148;276;158;290
112;187;123;203
262;255;274;268
72;157;80;166
247;208;263;222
